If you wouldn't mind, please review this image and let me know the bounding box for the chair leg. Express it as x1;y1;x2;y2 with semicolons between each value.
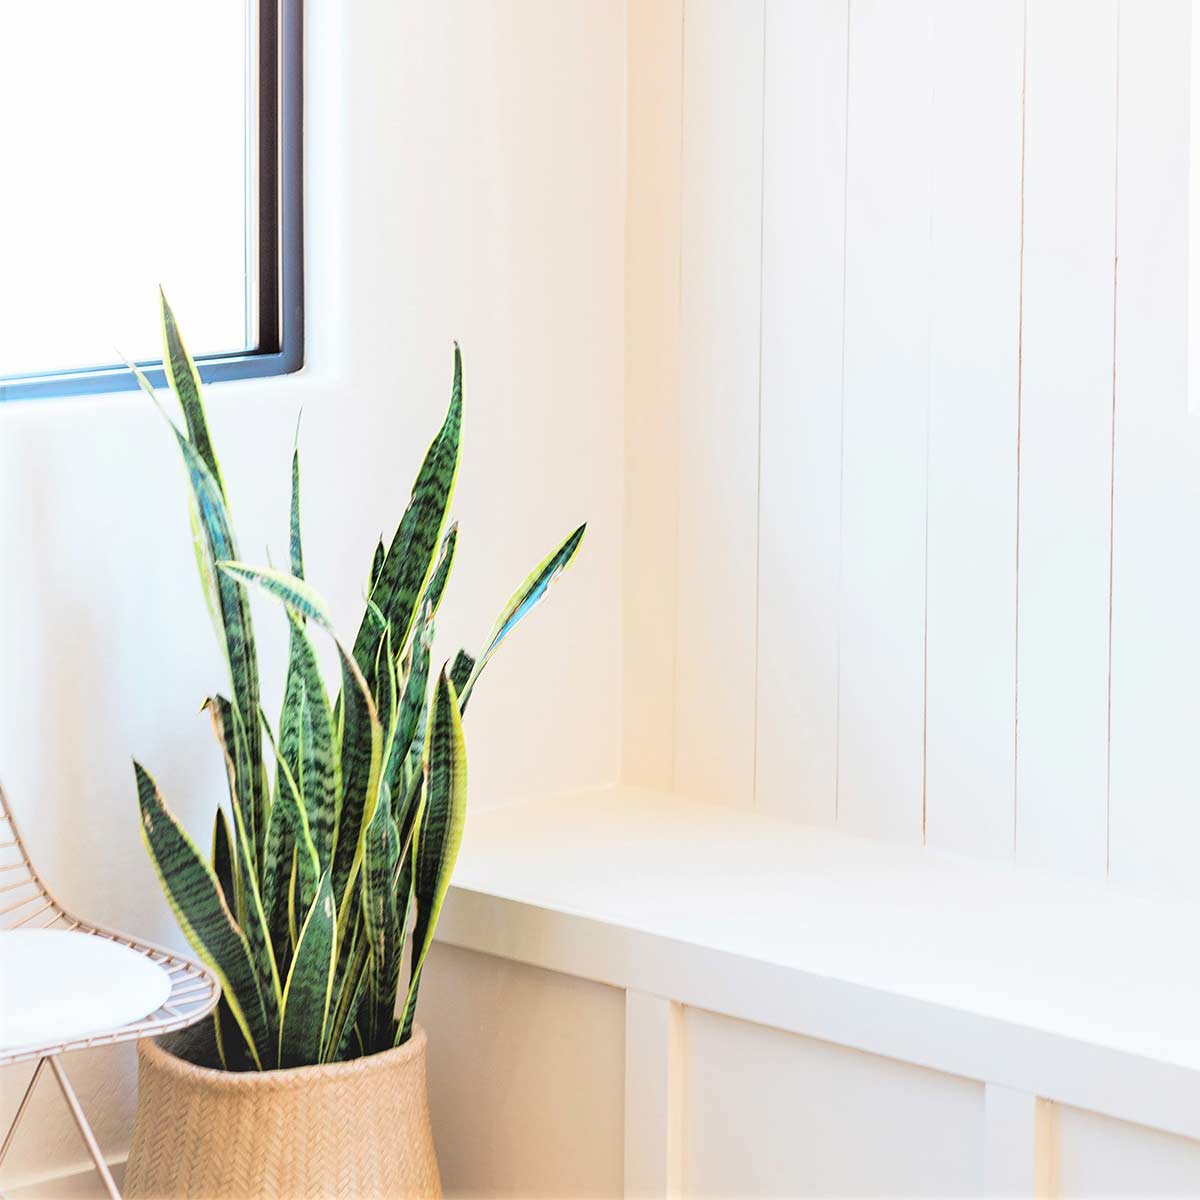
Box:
47;1057;121;1200
0;1058;46;1171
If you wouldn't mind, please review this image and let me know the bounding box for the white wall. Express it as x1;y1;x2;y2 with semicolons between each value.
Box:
624;0;1200;896
0;0;625;1186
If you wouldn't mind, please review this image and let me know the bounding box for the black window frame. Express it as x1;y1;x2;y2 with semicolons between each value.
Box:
0;0;303;403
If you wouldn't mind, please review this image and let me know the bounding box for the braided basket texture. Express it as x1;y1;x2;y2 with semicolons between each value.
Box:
124;1025;442;1199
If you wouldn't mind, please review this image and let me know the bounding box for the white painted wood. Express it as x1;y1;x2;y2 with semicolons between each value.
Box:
1053;1104;1200;1196
755;0;848;826
623;991;684;1199
439;787;1200;1142
624;0;682;792
1108;0;1200;897
683;1008;982;1198
923;0;1023;858
419;942;626;1198
1190;0;1200;416
984;1084;1052;1198
836;0;935;842
1015;0;1119;877
674;0;764;808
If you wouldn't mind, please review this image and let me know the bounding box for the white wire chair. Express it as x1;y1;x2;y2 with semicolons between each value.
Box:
0;782;219;1199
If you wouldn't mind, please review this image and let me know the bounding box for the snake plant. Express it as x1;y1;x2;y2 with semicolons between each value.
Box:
132;292;585;1070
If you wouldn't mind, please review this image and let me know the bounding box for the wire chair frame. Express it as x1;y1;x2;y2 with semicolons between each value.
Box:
0;781;220;1197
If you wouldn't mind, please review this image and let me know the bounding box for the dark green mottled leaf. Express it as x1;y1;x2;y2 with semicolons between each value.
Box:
361;779;401;1047
327;944;369;1064
370;537;385;594
154;413;267;863
215;562;383;927
211;807;236;913
277;615;339;874
354;345;462;669
458;523;586;714
289;447;304;581
159;289;225;500
398;671;467;1042
135;762;271;1068
279;873;337;1068
205;700;282;1038
449;650;475;698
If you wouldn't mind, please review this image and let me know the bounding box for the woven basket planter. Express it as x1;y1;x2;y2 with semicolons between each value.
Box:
124;1025;442;1199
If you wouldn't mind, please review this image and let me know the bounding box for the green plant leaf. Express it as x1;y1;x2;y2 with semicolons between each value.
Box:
398;670;467;1042
448;650;475;698
205;700;283;1038
289;446;305;582
278;873;337;1068
145;392;268;864
354;345;463;669
159;289;226;501
369;537;386;594
424;522;458;621
386;611;433;809
214;562;383;930
258;704;322;972
134;762;271;1069
458;523;586;713
277;615;339;875
327;942;370;1064
361;779;401;1047
211;807;236;912
217;561;334;629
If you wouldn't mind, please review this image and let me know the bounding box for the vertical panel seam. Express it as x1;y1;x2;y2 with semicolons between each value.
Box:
834;0;853;827
921;3;937;847
1013;0;1029;858
1106;0;1122;878
670;0;687;797
752;0;767;812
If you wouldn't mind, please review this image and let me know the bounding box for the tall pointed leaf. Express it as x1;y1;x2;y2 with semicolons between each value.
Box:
458;523;586;713
205;700;283;1031
276;614;339;873
154;406;267;861
369;537;385;594
278;873;337;1068
211;807;236;913
387;607;430;763
399;671;467;1041
259;707;322;967
361;779;401;1047
354;345;463;668
135;762;271;1068
159;289;226;500
449;649;475;697
289;447;305;581
327;944;370;1064
424;523;458;621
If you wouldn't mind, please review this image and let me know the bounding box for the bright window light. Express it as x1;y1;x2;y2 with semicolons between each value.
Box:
0;0;302;399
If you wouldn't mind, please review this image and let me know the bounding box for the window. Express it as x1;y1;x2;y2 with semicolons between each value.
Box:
0;0;302;401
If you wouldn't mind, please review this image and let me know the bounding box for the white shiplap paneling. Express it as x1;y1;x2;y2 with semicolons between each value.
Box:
658;0;1197;893
755;0;849;825
675;0;765;808
923;0;1024;858
1015;0;1118;878
1108;0;1200;896
836;0;935;842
